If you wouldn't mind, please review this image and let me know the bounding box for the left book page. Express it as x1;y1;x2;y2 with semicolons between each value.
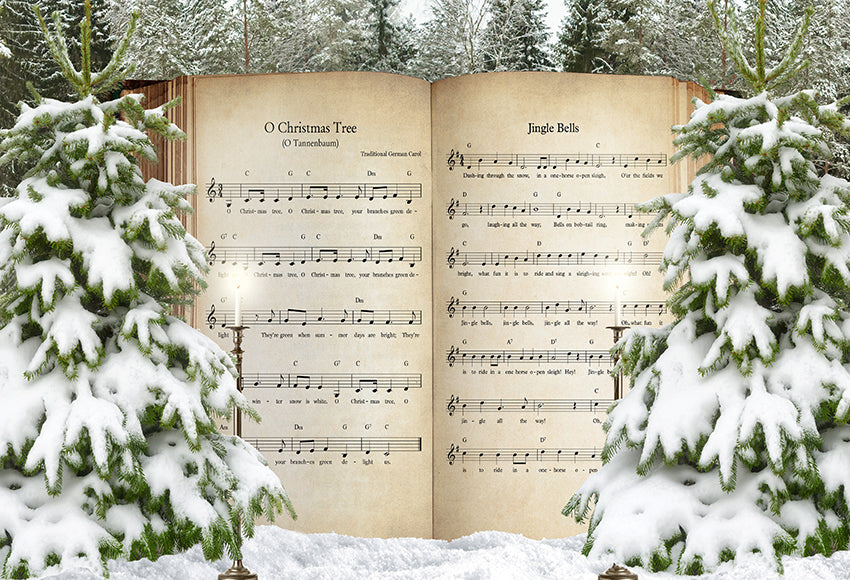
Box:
155;73;434;537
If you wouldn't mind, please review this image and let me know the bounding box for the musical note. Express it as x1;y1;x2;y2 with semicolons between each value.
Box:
209;306;423;326
445;396;613;415
243;372;422;393
203;181;422;205
443;200;642;220
445;248;662;268
247;436;422;456
446;347;612;367
445;445;600;465
445;151;666;172
206;305;217;329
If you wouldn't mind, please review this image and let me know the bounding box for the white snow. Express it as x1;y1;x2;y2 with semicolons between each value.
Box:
32;524;850;580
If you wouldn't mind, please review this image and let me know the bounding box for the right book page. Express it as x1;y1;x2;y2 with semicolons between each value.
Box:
430;72;701;539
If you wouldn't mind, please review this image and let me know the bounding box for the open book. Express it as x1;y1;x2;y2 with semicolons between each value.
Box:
132;72;704;540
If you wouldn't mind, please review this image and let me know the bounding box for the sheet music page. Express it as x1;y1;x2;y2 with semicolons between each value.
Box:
431;73;685;539
191;73;434;537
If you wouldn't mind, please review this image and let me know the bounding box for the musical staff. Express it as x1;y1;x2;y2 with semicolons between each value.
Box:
446;346;611;367
446;395;612;416
446;297;667;319
446;149;666;171
446;198;643;220
206;305;421;329
446;247;662;269
205;179;422;205
206;242;422;268
446;443;599;465
243;372;422;398
246;436;423;457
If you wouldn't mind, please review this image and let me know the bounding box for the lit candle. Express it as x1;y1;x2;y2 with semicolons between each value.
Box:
614;284;621;326
235;284;241;326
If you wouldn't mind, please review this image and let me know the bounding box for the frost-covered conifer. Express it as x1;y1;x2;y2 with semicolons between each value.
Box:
0;3;293;577
565;0;850;573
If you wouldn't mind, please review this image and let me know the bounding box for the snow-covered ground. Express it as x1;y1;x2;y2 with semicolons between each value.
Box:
39;525;850;579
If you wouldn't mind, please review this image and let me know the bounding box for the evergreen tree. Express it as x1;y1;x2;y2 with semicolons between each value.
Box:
597;0;655;73
646;0;724;86
0;4;294;577
187;0;242;75
555;0;606;72
555;0;655;74
0;1;112;193
110;0;191;79
361;0;417;73
413;0;489;80
309;0;370;71
248;0;320;72
481;0;551;71
565;0;850;573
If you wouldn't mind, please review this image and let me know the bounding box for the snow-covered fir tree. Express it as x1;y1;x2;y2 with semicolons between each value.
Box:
186;0;241;75
107;0;190;79
596;0;656;73
646;0;724;87
308;0;370;71
480;0;551;71
555;0;654;74
554;0;606;72
0;4;294;577
0;0;112;193
413;0;489;80
361;0;417;74
246;0;319;72
565;0;850;573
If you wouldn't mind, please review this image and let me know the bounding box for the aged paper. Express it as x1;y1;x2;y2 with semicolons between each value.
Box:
431;73;691;539
191;73;434;537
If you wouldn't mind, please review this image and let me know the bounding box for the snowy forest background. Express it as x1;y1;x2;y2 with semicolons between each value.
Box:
2;0;850;248
2;0;850;123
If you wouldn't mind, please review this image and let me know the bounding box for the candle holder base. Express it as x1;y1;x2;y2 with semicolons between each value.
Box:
598;563;638;579
218;561;258;580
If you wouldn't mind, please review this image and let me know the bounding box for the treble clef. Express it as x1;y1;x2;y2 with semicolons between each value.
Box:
447;149;458;171
206;178;223;203
447;346;458;367
206;305;217;329
447;395;458;416
207;241;217;265
447;247;458;269
447;198;458;220
447;296;458;318
447;444;458;465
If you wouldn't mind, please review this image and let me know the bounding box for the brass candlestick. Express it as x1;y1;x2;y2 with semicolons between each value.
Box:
219;325;257;580
598;563;638;579
606;325;629;399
